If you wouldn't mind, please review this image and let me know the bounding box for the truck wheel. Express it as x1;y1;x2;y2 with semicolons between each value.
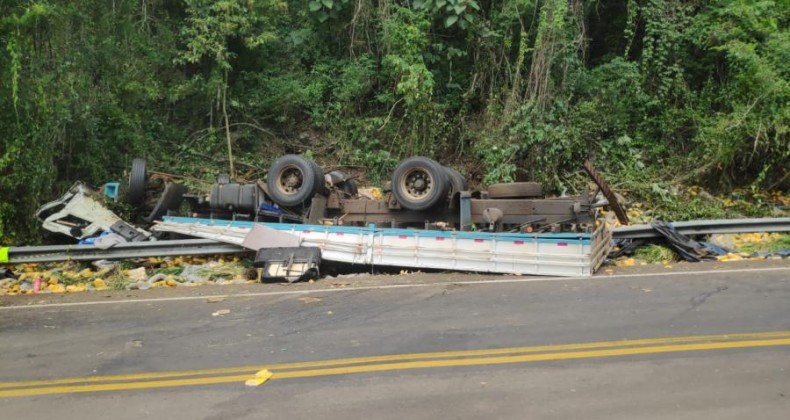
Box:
126;158;147;205
391;157;449;211
488;182;543;199
443;166;468;197
267;155;318;207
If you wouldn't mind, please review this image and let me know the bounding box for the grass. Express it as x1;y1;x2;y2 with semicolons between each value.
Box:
154;266;184;276
735;233;790;254
634;244;676;263
106;272;132;290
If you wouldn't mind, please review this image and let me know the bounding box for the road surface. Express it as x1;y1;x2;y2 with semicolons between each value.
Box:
0;260;788;419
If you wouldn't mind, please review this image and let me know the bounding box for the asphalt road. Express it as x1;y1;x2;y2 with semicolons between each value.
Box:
1;261;789;419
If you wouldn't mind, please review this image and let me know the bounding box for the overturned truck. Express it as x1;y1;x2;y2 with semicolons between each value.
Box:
33;155;613;279
188;154;601;233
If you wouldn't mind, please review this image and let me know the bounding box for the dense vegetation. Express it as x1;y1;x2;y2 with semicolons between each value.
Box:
1;0;788;243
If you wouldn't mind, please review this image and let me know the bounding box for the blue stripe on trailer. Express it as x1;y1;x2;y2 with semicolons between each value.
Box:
162;216;592;245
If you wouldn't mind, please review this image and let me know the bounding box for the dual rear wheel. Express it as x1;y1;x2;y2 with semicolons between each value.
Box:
266;155;354;207
268;154;540;210
390;157;468;211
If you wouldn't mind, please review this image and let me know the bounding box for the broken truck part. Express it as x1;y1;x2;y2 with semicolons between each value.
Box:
152;217;612;277
35;182;151;241
583;160;628;226
254;247;321;283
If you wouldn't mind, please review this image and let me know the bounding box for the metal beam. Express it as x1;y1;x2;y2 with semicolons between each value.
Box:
613;218;790;239
5;239;247;264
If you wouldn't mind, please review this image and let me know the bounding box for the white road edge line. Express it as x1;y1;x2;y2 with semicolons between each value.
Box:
1;266;788;310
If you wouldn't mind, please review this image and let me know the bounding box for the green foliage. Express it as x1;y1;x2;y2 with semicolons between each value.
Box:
307;0;351;23
1;0;788;243
178;0;283;69
634;244;676;263
474;140;519;185
414;0;480;29
687;0;789;189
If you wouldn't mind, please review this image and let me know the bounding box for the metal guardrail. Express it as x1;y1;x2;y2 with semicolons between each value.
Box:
3;239;247;264
613;218;790;239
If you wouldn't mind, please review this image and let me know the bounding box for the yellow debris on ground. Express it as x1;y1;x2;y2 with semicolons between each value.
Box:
47;284;66;293
626;208;643;219
615;258;636;267
22;271;48;281
65;283;86;293
734;232;780;246
717;253;745;262
93;278;108;290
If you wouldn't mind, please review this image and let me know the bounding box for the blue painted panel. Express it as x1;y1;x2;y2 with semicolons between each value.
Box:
162;216;593;245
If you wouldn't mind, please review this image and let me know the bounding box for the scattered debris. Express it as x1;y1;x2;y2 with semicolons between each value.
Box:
649;221;728;262
212;309;231;317
0;256;260;295
126;267;147;282
245;369;273;387
35;182;150;241
614;258;636;267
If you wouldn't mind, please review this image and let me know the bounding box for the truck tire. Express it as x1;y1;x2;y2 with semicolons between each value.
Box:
443;166;468;197
391;157;449;211
126;158;147;205
267;155;318;207
488;182;543;199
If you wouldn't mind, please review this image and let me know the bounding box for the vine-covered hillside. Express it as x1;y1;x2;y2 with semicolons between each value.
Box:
1;1;788;242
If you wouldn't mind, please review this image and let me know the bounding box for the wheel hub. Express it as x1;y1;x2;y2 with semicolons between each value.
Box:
279;168;303;194
404;170;432;199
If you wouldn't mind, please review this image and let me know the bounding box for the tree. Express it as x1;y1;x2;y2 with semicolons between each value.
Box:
177;0;285;178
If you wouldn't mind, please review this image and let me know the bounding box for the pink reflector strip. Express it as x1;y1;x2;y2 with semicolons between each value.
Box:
514;240;525;245
557;242;568;247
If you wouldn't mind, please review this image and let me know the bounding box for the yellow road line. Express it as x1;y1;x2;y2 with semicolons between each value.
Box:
1;336;789;398
2;330;790;390
0;374;251;398
274;338;790;379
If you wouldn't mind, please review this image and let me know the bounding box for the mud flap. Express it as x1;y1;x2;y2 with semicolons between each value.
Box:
253;247;321;283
